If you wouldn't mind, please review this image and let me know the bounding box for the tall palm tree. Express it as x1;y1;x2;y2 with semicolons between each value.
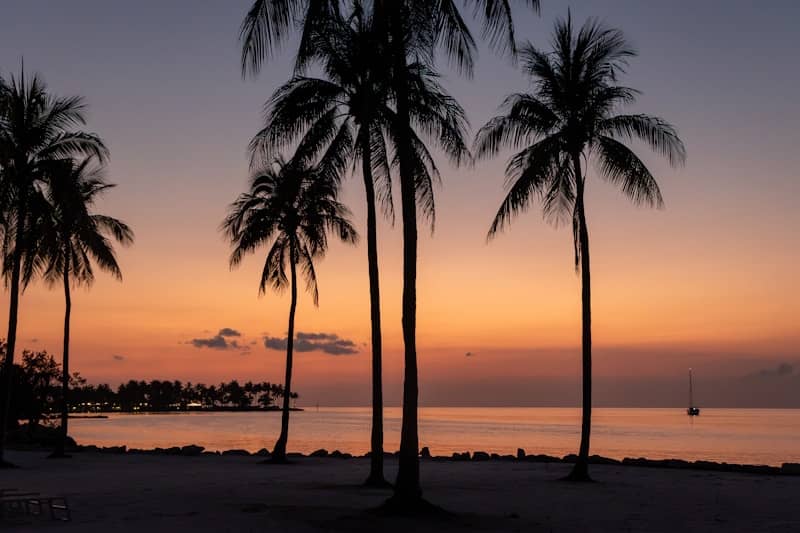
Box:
240;1;536;505
34;158;133;457
0;67;108;466
475;14;686;481
250;5;469;486
222;154;357;463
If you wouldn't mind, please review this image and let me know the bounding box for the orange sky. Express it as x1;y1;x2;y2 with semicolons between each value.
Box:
1;1;798;406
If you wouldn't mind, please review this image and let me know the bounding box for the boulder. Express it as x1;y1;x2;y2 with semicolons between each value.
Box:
180;444;205;456
516;448;526;460
472;451;491;461
782;463;800;475
101;445;127;454
524;454;560;463
589;455;620;465
451;452;471;461
255;448;270;457
420;447;431;458
310;449;329;457
222;449;251;456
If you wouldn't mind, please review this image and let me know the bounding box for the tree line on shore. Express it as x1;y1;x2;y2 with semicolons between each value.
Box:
0;0;685;513
0;343;298;430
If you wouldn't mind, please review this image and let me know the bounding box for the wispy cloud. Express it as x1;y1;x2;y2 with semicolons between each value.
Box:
190;328;245;351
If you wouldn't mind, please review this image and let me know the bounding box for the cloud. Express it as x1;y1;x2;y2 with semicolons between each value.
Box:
112;354;125;361
190;328;245;350
751;362;794;378
263;332;359;356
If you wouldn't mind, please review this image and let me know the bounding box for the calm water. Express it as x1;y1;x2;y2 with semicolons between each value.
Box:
69;407;799;466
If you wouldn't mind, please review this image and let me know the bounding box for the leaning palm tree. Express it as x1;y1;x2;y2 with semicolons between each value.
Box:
0;67;108;466
240;0;536;506
475;14;686;481
222;154;357;463
34;157;133;457
250;5;469;486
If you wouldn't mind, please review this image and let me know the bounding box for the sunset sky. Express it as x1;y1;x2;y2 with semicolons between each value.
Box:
1;1;797;407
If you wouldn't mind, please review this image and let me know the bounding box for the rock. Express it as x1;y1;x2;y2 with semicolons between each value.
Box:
202;451;220;456
80;444;100;453
472;451;491;461
451;452;471;461
524;454;560;463
222;449;251;456
589;455;620;465
310;449;329;457
782;463;800;475
329;450;351;459
562;454;579;463
101;445;127;454
164;446;182;455
180;444;204;456
499;454;516;461
420;447;431;458
490;453;501;460
255;448;270;457
516;448;526;460
287;452;305;458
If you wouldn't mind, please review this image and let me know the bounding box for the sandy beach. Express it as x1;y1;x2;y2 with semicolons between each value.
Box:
3;450;799;532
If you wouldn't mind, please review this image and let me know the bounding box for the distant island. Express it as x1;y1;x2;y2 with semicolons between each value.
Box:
5;349;300;426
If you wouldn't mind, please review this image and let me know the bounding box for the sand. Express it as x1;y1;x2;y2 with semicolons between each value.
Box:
3;450;799;532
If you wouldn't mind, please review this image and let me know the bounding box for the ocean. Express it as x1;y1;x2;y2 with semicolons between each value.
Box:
68;407;799;466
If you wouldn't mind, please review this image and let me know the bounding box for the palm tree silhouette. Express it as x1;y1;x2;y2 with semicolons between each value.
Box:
475;14;686;481
222;154;357;463
240;0;536;506
0;67;108;466
249;5;469;487
34;157;133;457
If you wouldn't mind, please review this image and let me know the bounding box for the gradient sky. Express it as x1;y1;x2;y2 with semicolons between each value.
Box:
0;1;797;407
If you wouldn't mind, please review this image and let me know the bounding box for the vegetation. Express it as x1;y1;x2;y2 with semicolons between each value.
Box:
249;4;469;486
0;342;298;421
222;153;357;462
240;0;534;506
476;15;685;481
0;67;109;466
32;157;134;457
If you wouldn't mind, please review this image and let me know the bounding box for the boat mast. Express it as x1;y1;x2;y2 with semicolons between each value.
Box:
689;368;694;408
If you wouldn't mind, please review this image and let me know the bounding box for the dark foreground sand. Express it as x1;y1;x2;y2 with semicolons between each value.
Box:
3;451;799;532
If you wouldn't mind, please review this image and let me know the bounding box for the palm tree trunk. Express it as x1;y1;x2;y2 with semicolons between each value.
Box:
388;11;422;503
361;127;387;487
0;195;27;467
568;153;593;482
52;257;72;458
272;243;298;462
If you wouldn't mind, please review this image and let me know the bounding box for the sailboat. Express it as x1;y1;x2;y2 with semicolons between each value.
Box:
687;368;700;416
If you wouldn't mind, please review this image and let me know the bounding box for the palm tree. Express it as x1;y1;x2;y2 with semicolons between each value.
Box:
0;67;108;466
240;0;536;505
34;157;133;457
222;153;357;463
250;5;469;486
475;14;686;481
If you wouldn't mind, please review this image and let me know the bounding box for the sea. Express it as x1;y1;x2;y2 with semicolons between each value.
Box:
68;407;800;466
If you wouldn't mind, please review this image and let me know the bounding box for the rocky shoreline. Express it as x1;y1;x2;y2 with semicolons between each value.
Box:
63;443;800;476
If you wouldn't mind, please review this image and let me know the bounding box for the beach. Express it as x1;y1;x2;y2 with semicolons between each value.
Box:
4;450;799;532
